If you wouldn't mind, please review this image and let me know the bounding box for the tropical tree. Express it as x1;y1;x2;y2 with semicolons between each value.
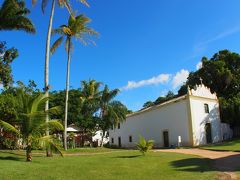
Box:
98;86;128;146
51;14;98;150
0;42;18;88
0;0;35;33
184;50;240;126
79;80;102;105
0;80;40;126
142;91;177;109
32;0;89;154
135;136;154;155
143;101;154;108
77;80;101;146
0;92;63;161
50;89;83;125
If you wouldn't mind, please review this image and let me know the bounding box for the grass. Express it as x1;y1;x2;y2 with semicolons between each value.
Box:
64;147;120;153
0;149;218;180
30;147;120;154
200;139;240;152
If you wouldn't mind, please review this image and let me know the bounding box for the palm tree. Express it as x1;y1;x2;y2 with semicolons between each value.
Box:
99;86;127;146
78;80;102;146
0;92;63;161
32;0;89;156
0;0;35;33
51;14;98;150
80;80;102;102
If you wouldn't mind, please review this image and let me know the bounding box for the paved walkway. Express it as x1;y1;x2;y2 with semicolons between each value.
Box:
154;148;240;180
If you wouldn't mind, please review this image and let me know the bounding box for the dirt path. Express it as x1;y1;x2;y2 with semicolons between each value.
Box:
154;148;240;180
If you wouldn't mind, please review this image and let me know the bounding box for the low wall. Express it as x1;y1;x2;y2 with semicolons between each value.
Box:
221;123;233;140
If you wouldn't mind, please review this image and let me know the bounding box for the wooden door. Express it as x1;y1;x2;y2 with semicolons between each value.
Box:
118;137;121;147
205;123;212;144
163;131;169;147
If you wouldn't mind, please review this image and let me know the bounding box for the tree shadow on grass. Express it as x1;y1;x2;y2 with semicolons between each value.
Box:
113;155;142;159
171;154;240;173
0;156;22;161
170;158;213;172
0;150;25;157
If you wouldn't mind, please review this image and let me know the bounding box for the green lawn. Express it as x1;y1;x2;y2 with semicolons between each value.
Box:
0;149;218;180
64;147;120;153
30;147;120;154
200;139;240;152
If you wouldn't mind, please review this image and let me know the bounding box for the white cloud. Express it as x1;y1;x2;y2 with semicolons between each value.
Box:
172;69;189;89
196;61;202;70
0;84;3;90
198;26;240;47
186;26;240;61
121;74;171;91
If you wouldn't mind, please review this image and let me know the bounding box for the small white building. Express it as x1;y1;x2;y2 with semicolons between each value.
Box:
109;85;228;148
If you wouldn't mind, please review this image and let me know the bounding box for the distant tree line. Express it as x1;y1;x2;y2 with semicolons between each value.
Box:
0;79;130;149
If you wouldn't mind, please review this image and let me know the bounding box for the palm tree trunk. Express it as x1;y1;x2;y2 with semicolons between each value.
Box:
100;108;105;147
64;37;72;151
45;0;55;157
100;130;105;147
26;144;32;162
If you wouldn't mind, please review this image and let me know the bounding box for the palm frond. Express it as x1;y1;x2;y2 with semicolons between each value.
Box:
31;93;48;113
46;106;61;116
0;0;36;33
0;120;20;135
38;135;64;156
41;0;49;13
76;36;88;46
84;27;99;36
50;36;64;55
51;28;65;36
46;120;64;131
135;136;154;155
79;0;90;7
63;1;73;15
48;120;63;130
15;17;35;33
49;140;64;156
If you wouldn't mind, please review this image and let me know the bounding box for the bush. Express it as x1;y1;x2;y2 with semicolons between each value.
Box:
2;138;17;149
103;142;110;148
108;144;119;149
135;136;154;155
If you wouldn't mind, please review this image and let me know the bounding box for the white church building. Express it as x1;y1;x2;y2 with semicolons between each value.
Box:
109;85;231;148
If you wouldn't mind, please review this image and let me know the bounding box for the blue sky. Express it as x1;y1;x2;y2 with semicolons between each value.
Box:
1;0;240;111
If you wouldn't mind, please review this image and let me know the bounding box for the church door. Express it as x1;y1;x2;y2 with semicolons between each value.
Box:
205;123;212;144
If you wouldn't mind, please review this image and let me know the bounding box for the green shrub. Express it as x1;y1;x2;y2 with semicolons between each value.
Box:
135;136;154;155
68;132;76;149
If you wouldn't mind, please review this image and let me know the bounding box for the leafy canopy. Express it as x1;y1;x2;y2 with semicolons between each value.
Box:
0;42;18;88
183;50;240;125
0;0;35;33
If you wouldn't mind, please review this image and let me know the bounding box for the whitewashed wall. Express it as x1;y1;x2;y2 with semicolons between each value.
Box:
109;97;192;148
109;85;223;148
189;85;222;145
